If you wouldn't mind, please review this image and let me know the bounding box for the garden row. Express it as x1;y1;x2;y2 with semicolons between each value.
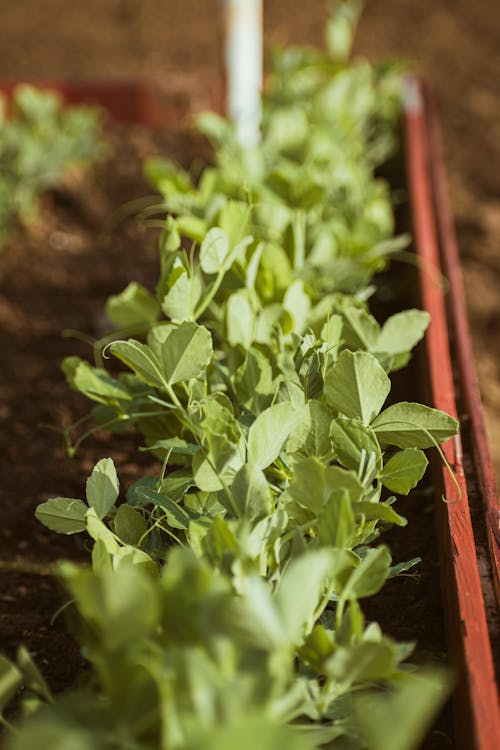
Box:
0;5;461;749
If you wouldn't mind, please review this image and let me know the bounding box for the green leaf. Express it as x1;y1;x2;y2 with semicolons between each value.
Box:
110;339;164;388
341;306;381;351
247;401;300;469
199;227;230;273
226;290;256;348
0;654;22;713
17;647;52;703
113;505;147;546
318;492;355;548
158;321;213;384
143;437;199;456
330;416;382;474
85;508;119;554
354;669;451;750
371;402;459;448
381;449;428;494
287;401;332;459
177;214;208;241
105;282;160;328
341;547;392;600
231;464;273;521
326;639;399;686
283;280;310;333
85;458;119;518
324;350;390;424
375;309;430;355
325;0;362;60
287;458;365;514
354;501;407;527
161;269;202;322
274;550;335;643
218;200;250;247
35;497;87;534
62;358;130;404
192;449;242;492
233;347;276;412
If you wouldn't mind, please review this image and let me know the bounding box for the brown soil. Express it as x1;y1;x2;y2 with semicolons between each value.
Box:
0;0;498;746
0;0;498;478
0;123;203;689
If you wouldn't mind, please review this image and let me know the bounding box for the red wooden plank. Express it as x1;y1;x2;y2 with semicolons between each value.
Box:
404;75;500;750
423;87;500;606
0;75;223;127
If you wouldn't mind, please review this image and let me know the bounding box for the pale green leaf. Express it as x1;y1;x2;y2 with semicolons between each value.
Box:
247;401;301;469
375;310;430;355
283;280;311;333
110;339;164;388
199;227;230;273
381;449;428;494
355;669;451;750
275;550;335;643
159;321;213;384
318;492;355;548
85;508;119;553
105;282;160;328
231;464;273;521
226;290;255;348
287;401;332;459
63;358;131;404
85;458;119;518
324;350;390;424
372;402;459;448
35;497;87;534
330;416;382;474
341;546;391;600
161;269;203;322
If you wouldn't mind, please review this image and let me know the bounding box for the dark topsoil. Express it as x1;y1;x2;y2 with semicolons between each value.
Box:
0;0;499;747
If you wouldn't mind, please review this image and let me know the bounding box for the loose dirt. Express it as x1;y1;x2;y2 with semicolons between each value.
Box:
0;2;498;746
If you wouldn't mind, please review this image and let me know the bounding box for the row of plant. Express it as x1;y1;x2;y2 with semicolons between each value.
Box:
0;3;458;748
0;84;104;250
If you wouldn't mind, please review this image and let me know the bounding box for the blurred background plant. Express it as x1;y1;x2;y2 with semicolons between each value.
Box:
0;85;105;250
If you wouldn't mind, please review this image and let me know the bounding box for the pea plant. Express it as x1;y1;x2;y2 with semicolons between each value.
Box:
0;3;458;749
0;84;105;250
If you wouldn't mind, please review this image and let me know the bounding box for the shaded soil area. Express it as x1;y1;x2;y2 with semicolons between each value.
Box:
0;123;204;690
1;0;497;474
0;0;499;747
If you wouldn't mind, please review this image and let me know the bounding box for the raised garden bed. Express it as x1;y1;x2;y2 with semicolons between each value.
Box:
0;59;499;750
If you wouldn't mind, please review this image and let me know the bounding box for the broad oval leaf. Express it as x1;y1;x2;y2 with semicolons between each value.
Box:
35;497;87;535
231;464;273;521
340;546;392;600
226;290;256;348
274;549;336;644
159;321;213;384
324;350;390;425
380;448;428;494
330;416;382;475
85;458;119;518
161;269;200;322
375;309;430;355
199;227;230;273
371;402;459;448
110;339;164;388
106;282;160;329
247;401;301;469
287;400;332;459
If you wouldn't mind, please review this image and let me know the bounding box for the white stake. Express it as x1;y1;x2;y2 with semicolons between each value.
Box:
224;0;263;147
